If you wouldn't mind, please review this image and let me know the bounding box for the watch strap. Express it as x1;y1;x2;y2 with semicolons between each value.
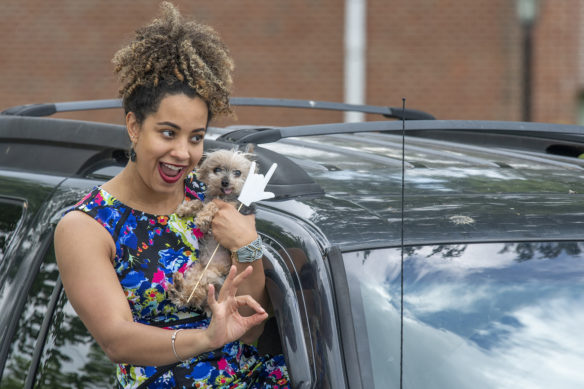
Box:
232;236;263;263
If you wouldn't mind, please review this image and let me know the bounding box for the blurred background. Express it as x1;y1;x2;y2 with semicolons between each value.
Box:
0;0;582;127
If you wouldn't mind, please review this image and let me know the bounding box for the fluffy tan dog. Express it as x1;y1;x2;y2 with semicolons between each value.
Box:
168;149;255;315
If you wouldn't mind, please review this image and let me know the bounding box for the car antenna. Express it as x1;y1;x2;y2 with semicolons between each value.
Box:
400;97;406;389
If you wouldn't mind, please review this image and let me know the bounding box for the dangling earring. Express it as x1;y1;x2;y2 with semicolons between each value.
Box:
129;136;137;162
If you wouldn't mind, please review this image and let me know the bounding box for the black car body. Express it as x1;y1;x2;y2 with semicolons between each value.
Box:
1;99;584;388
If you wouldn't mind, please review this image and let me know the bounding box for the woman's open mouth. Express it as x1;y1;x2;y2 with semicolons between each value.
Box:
158;162;185;184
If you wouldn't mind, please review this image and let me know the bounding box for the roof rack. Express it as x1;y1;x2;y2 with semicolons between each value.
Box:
217;120;584;145
229;97;435;120
1;98;435;120
0;115;323;200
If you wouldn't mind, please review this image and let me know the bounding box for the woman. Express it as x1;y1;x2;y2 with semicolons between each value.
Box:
54;3;289;387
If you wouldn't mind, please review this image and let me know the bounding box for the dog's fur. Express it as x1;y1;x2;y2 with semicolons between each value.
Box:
167;149;255;315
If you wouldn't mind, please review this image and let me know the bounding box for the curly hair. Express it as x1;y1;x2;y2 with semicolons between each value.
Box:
112;2;234;124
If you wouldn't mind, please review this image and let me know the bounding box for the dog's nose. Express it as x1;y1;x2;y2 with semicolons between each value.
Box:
221;179;229;187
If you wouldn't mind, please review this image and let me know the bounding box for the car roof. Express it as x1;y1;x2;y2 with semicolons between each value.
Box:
3;98;584;251
254;128;584;250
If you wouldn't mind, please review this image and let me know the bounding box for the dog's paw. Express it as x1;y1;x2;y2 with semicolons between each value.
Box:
194;202;219;233
194;214;212;233
175;199;204;218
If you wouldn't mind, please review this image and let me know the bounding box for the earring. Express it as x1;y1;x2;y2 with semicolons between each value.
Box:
130;147;137;162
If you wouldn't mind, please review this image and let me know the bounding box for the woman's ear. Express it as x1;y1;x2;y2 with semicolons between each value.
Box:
126;112;140;142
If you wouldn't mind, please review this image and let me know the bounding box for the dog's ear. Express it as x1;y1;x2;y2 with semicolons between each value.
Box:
195;151;212;181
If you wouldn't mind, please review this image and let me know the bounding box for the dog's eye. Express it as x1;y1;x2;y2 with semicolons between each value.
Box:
213;167;223;174
233;170;241;177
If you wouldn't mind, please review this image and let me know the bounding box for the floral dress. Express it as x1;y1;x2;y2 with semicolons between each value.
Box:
70;172;289;388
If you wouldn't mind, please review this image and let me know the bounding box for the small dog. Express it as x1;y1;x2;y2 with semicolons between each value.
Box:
167;149;255;315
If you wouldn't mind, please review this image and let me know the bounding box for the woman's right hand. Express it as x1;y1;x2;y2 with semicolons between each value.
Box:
205;265;268;349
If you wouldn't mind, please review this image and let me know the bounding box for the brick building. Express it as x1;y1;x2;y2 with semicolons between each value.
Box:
0;0;582;126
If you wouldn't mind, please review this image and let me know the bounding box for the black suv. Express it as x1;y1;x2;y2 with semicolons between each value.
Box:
1;98;584;388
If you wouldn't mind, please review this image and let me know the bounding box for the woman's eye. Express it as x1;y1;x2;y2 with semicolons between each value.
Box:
213;167;222;174
162;130;174;138
233;170;241;177
191;134;204;143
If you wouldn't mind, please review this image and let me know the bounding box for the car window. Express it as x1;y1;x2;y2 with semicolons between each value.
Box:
0;198;25;261
341;242;584;389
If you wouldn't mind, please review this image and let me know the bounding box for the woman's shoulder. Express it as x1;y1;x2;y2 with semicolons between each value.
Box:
70;186;118;213
63;187;128;235
55;207;115;248
57;207;105;231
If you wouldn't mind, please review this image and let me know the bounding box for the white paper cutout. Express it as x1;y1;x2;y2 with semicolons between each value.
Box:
238;162;277;206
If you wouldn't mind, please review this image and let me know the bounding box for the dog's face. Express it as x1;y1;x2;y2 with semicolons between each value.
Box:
197;150;254;199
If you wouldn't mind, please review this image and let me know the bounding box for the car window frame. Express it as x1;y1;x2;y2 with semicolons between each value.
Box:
328;245;374;389
23;275;63;389
261;234;315;388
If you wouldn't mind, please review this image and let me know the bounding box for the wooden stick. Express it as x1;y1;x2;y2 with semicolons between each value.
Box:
186;203;244;304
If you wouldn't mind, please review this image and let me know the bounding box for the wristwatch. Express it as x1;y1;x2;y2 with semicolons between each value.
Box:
231;236;264;263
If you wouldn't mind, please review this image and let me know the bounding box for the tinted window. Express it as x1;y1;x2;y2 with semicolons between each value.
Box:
0;198;24;261
342;242;584;388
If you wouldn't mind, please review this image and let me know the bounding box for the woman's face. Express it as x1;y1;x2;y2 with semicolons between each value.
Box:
127;93;208;195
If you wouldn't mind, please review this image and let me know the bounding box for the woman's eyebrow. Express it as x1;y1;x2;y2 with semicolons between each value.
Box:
157;121;180;129
157;122;206;133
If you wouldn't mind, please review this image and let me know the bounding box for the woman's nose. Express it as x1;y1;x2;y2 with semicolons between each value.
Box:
170;139;190;159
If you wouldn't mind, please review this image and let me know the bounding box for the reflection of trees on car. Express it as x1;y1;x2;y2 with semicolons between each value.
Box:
401;242;582;264
499;241;582;262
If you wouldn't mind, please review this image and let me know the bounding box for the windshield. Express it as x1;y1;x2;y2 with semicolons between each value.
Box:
342;242;584;388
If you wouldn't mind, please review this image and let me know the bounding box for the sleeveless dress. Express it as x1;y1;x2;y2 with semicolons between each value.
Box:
70;171;289;388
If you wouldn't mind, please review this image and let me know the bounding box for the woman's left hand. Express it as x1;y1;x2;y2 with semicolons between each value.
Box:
211;199;258;251
205;265;268;349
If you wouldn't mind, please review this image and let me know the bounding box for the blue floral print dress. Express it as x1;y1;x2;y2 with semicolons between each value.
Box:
70;172;289;388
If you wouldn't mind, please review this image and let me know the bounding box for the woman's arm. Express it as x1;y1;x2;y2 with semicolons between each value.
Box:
210;199;269;343
55;211;266;365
